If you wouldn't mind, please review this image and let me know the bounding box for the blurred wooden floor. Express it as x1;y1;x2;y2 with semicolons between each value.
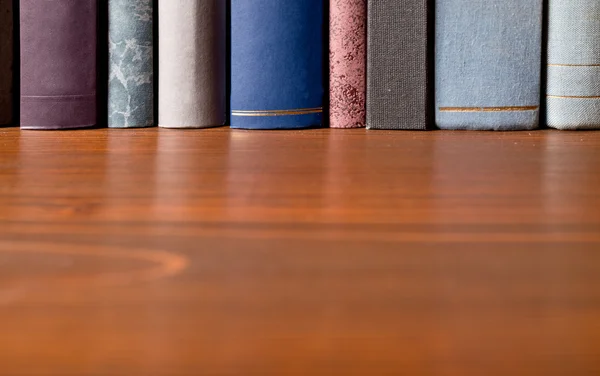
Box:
0;127;599;375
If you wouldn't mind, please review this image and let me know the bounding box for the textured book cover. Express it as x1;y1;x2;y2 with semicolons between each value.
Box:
230;0;324;129
158;0;226;129
108;0;154;128
435;0;542;130
367;0;429;130
0;0;13;126
330;0;366;129
547;1;600;130
20;0;97;130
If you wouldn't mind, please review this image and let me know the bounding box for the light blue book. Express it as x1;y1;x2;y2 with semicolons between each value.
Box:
435;1;543;130
547;1;600;130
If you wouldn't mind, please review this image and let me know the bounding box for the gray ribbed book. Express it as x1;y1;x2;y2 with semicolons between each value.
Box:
547;1;600;130
158;0;226;129
108;0;154;128
435;1;543;130
0;0;13;126
366;0;429;130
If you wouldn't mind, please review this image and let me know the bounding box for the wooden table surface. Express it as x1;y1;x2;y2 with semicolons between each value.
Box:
0;127;599;375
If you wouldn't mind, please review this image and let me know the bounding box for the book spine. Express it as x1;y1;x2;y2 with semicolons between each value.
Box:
0;0;13;126
108;0;154;128
547;1;600;130
158;0;226;129
20;0;97;130
330;0;366;129
230;0;324;130
435;0;542;130
366;0;429;130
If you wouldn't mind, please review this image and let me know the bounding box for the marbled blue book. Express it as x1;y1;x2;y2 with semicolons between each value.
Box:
547;1;600;130
435;1;543;130
230;0;324;129
108;0;154;128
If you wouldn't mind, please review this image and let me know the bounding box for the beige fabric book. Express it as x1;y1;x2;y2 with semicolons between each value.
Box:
158;0;226;128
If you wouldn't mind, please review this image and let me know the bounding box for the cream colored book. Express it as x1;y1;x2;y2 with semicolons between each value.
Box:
158;0;226;129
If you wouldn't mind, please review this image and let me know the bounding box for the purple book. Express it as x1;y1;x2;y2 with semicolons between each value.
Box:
20;0;97;129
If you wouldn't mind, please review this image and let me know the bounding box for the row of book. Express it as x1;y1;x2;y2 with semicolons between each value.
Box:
0;1;598;131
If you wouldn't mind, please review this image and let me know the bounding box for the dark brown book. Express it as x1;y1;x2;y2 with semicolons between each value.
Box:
0;0;13;126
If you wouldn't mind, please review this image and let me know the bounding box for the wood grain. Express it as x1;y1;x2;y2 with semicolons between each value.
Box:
0;127;600;375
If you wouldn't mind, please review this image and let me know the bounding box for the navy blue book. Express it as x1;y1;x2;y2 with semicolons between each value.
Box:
230;0;324;129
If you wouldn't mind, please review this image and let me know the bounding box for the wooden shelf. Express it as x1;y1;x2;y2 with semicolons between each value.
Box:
1;127;599;375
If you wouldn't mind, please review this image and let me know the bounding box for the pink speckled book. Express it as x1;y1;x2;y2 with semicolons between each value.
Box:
329;0;366;128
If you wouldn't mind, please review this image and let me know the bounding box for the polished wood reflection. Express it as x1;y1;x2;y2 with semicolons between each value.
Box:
0;127;599;375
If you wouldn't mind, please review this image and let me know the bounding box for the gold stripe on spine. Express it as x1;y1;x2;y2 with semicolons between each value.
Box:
232;110;323;117
233;107;322;113
232;107;323;117
439;106;539;113
548;63;600;67
547;95;600;99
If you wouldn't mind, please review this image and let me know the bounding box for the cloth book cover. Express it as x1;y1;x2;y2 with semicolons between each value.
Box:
435;0;543;130
108;0;154;128
158;0;226;129
20;0;97;130
0;0;13;126
366;0;429;130
230;0;324;129
330;0;366;128
547;1;600;130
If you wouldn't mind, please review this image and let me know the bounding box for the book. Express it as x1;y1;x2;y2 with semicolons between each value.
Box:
0;0;13;126
547;1;600;130
230;0;324;129
435;1;543;130
366;0;429;130
158;0;226;129
20;0;97;130
108;0;154;128
330;0;366;129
